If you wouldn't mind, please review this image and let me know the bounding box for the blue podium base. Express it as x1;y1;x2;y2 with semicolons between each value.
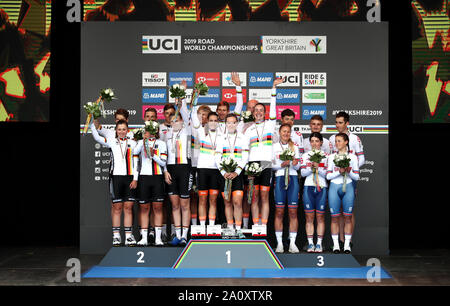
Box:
82;240;392;279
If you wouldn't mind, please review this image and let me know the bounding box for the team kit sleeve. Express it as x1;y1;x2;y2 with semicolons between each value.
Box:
132;144;140;181
190;105;202;129
349;154;360;181
300;154;312;177
269;87;277;121
180;97;191;127
326;155;340;181
234;85;243;116
318;155;328;179
271;144;282;171
355;135;365;168
152;141;167;168
90;123;111;148
293;145;301;171
237;135;250;175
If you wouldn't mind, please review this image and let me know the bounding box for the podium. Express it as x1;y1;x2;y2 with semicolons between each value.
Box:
82;239;392;279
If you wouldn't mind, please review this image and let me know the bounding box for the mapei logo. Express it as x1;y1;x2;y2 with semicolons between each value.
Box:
142;36;181;54
302;105;327;120
275;89;300;103
249;72;273;87
142;89;167;103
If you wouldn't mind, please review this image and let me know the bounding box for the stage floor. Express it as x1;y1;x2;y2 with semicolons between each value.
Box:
0;247;449;285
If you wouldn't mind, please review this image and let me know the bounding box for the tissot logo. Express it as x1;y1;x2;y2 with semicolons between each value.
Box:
142;72;167;87
142;36;181;54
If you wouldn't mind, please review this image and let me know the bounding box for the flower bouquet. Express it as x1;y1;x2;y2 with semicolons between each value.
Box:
245;162;262;204
220;157;239;201
309;149;326;192
143;120;159;157
83;88;116;134
169;83;187;122
132;128;145;141
333;153;351;192
279;148;296;190
241;110;255;123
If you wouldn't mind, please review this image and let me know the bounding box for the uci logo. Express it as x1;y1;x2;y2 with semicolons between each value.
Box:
142;36;181;54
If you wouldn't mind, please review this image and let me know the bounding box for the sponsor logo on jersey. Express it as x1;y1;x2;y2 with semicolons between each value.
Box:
222;72;247;87
142;72;167;87
275;89;300;103
142;36;181;54
302;105;327;120
302;89;327;103
222;88;247;103
169;72;194;86
302;72;326;87
142;89;166;103
249;72;273;87
195;72;220;87
275;72;300;87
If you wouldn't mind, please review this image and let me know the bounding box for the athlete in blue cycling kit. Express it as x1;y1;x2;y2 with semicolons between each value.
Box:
326;133;360;254
300;132;328;253
272;124;301;253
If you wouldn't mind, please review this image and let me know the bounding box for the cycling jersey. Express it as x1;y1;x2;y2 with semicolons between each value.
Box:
300;150;329;188
273;128;305;155
133;139;167;176
214;131;249;176
329;132;365;167
90;124;138;179
272;142;301;177
245;87;277;163
326;152;360;185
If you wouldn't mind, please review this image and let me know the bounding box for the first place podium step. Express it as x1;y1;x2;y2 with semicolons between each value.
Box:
83;239;392;279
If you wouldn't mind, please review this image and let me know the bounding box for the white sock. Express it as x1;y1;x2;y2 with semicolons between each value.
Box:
227;223;234;229
307;237;314;245
289;232;297;245
235;225;241;230
275;231;283;245
344;234;352;248
155;227;162;242
191;218;197;225
200;220;206;226
171;224;176;235
209;219;215;226
140;229;148;240
125;232;132;239
113;232;121;239
182;227;189;240
175;227;182;239
243;217;249;228
332;235;339;248
317;236;323;246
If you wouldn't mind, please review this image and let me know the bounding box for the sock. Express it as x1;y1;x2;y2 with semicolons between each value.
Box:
332;234;339;248
258;214;262;225
171;224;176;235
112;227;121;239
175;226;182;239
243;217;249;228
307;235;314;245
252;218;259;226
149;226;155;235
227;222;234;229
162;224;167;235
290;232;297;244
124;227;132;239
191;214;197;225
261;219;268;225
235;224;241;230
182;227;189;240
275;231;283;245
140;228;148;240
200;219;206;226
155;227;162;242
344;234;352;248
317;236;323;246
209;217;215;226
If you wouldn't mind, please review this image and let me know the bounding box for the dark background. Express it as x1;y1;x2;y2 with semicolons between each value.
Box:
0;0;448;251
